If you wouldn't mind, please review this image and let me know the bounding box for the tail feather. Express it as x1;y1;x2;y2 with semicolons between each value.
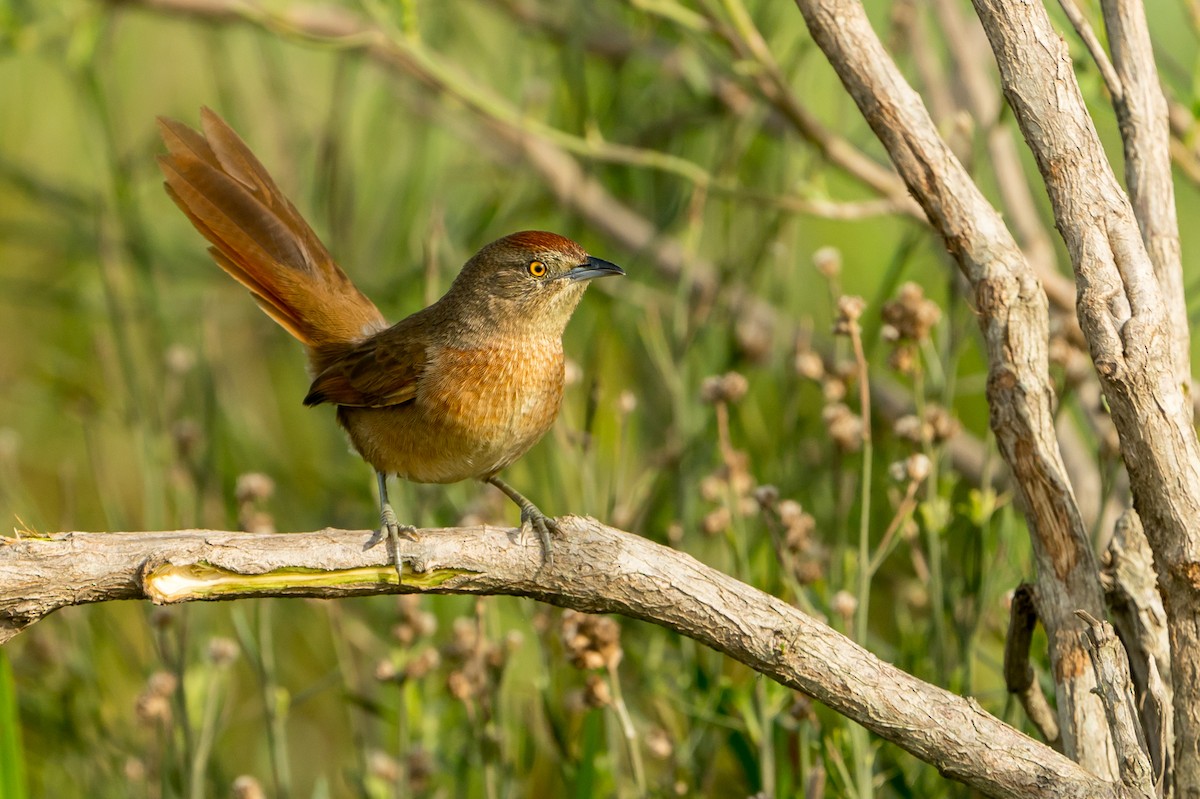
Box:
158;109;386;351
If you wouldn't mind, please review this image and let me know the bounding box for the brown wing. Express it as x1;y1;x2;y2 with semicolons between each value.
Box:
304;310;433;408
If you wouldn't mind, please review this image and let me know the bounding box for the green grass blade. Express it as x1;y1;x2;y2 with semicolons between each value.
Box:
0;650;27;799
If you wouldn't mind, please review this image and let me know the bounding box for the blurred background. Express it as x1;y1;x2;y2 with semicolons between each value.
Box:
2;0;1199;796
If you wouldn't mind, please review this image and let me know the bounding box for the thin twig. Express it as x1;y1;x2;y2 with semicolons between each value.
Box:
1055;0;1124;101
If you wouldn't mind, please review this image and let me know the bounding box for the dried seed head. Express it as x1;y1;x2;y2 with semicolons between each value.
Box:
447;664;485;703
794;350;825;381
893;406;959;445
702;506;732;536
812;246;842;278
135;672;178;725
375;659;400;683
206;637;239;667
831;590;858;621
561;611;623;671
406;648;441;681
735;313;774;363
165;344;196;376
699;474;725;503
647;726;674;760
881;282;941;343
833;295;866;335
893;414;923;443
789;695;817;723
235;472;275;503
393;596;437;645
232;776;265;799
754;484;780;509
150;607;176;630
822;403;863;452
888;453;931;483
148;671;178;697
924;404;959;443
700;371;750;404
777;499;806;529
368;750;400;783
616;390;638;415
821;377;847;403
124;758;147;782
445;616;479;661
887;343;917;375
583;673;612;708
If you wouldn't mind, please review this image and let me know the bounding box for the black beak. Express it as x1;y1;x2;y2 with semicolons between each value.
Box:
562;256;625;282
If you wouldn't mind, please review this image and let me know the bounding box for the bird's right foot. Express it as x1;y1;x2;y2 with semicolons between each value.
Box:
365;502;417;582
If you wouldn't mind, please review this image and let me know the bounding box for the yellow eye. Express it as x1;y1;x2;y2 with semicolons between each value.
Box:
528;260;547;277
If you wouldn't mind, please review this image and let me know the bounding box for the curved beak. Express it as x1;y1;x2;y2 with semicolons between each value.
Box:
562;256;625;282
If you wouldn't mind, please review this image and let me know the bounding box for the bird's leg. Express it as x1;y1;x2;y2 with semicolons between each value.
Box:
485;475;559;565
364;471;417;581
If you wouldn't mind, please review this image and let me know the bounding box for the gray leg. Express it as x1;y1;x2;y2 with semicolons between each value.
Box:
365;471;416;581
485;475;558;565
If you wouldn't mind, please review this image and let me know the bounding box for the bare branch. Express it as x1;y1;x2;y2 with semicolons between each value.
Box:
1003;585;1063;746
1056;0;1124;101
1077;611;1157;798
1103;510;1174;786
1099;0;1189;392
970;0;1200;786
0;522;1120;799
791;0;1113;775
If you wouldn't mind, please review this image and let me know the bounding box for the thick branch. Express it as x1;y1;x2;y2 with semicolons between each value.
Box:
1099;0;1189;392
1;521;1117;799
792;0;1112;775
1077;611;1157;798
970;0;1200;787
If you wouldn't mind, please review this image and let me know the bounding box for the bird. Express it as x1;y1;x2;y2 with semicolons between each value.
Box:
156;108;624;578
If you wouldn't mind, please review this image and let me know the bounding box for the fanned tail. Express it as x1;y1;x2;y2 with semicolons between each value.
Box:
157;108;386;355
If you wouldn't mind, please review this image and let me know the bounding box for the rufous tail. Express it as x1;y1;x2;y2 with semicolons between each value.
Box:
157;108;386;357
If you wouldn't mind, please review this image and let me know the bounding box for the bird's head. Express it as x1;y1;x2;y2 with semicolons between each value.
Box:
444;231;624;337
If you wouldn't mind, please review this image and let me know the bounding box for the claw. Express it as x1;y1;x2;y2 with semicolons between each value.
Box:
522;506;559;565
369;474;416;582
486;475;559;565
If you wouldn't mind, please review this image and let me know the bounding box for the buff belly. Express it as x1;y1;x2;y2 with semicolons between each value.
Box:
337;342;565;484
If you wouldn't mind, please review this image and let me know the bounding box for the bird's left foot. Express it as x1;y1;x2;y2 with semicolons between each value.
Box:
485;476;559;565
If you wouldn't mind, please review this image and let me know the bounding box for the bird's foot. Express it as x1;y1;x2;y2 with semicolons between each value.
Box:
365;502;417;582
519;502;560;565
484;475;559;566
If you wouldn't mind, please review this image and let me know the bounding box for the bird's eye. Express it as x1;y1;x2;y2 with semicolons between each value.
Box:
528;260;547;278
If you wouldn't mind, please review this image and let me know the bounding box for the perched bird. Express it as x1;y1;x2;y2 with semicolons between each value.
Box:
156;108;623;576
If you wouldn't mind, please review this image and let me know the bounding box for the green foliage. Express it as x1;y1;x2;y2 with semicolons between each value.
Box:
2;0;1197;797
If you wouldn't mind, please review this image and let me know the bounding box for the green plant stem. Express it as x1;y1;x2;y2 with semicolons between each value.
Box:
849;316;875;799
606;664;646;797
913;364;948;681
188;662;229;799
257;603;292;799
756;679;776;799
